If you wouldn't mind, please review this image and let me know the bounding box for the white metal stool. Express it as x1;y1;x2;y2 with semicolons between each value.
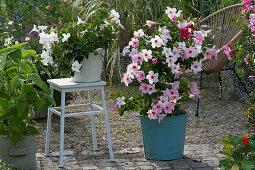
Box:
44;78;114;168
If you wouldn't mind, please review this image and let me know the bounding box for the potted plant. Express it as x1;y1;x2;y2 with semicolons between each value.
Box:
0;42;55;169
111;7;215;160
32;6;122;82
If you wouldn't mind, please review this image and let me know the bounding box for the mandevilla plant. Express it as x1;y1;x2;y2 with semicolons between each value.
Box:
111;7;215;122
0;42;55;144
219;135;255;170
32;7;122;76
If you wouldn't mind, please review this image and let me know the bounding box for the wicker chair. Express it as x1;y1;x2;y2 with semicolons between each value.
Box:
195;3;249;117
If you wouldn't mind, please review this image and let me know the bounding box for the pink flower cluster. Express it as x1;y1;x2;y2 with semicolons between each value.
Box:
117;7;214;122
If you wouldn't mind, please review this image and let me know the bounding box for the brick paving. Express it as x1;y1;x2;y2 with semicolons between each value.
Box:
36;144;222;170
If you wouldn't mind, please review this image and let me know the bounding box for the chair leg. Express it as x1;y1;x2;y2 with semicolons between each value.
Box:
88;90;98;151
232;69;249;96
59;92;66;168
100;87;114;161
196;71;203;117
45;88;54;157
218;72;224;100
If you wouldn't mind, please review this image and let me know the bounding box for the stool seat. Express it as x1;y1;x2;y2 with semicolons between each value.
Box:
44;78;114;168
47;78;106;89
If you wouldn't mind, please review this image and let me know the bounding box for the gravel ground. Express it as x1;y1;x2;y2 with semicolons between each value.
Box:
35;73;248;158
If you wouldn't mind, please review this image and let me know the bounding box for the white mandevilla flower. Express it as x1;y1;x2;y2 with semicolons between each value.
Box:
162;47;171;58
62;33;71;42
191;61;202;74
38;25;48;31
31;25;39;32
122;46;130;56
150;35;163;48
166;56;177;67
77;17;86;25
170;47;181;58
146;71;159;84
116;96;126;108
72;60;82;72
171;64;180;74
134;29;145;37
141;49;152;62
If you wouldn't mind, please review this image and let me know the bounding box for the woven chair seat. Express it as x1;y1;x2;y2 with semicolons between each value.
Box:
197;3;244;74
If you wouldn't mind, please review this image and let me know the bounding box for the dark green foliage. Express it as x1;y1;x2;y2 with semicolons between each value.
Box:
0;43;55;144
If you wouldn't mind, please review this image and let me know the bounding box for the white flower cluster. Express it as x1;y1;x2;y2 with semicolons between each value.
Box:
32;25;70;66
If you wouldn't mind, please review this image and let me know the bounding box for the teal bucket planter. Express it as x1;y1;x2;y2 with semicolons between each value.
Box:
139;113;187;160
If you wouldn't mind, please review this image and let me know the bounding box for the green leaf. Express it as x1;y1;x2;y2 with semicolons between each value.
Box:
39;92;56;106
10;76;22;91
9;130;22;145
16;98;27;115
10;42;28;49
28;73;50;94
0;48;17;56
119;109;124;116
241;161;255;170
20;61;32;73
9;49;22;61
8;116;20;132
35;99;47;111
25;126;39;135
22;50;36;57
24;60;37;72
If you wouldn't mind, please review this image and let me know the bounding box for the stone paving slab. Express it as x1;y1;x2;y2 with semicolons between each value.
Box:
36;144;221;169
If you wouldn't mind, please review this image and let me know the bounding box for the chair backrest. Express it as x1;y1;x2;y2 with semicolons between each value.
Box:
197;3;244;74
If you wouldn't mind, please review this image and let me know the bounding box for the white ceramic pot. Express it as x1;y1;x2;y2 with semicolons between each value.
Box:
72;48;105;83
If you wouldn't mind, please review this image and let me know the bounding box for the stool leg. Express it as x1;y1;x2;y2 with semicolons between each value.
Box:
45;88;54;156
59;92;66;168
100;87;114;161
88;90;98;150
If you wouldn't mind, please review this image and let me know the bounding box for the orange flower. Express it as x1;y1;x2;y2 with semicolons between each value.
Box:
242;138;249;146
45;5;51;9
241;135;250;139
237;144;241;149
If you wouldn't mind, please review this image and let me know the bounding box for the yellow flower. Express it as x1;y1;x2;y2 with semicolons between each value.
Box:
231;165;239;170
45;5;50;10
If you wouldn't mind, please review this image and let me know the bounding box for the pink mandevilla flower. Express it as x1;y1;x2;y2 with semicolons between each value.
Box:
157;113;166;123
164;102;175;114
139;83;148;94
153;103;164;113
189;82;200;98
158;96;168;106
136;71;145;82
152;58;157;64
146;20;156;27
122;73;132;86
129;48;138;57
131;52;144;64
148;110;158;120
147;84;157;94
129;38;139;48
223;46;233;60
